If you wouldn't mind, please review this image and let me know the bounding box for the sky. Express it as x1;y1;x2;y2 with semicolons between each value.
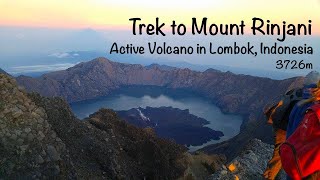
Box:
0;0;319;78
0;0;319;33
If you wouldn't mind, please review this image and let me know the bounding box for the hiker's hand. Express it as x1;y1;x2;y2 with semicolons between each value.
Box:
263;167;278;180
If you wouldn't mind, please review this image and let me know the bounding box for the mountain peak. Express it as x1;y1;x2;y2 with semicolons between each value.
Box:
87;57;117;66
92;56;109;62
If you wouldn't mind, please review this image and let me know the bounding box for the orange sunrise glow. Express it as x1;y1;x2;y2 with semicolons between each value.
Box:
0;0;319;34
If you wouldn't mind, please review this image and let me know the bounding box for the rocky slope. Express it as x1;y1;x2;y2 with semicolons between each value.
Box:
0;74;75;179
0;73;198;179
16;57;304;158
209;139;285;180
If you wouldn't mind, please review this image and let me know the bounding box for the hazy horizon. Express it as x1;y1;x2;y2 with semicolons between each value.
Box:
0;0;319;79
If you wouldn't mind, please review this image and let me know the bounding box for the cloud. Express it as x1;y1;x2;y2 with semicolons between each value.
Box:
48;52;70;58
48;52;81;58
8;63;77;74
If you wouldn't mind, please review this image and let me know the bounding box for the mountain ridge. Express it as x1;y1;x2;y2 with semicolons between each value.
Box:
17;57;302;110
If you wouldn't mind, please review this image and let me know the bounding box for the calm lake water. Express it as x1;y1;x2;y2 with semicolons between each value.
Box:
70;86;243;151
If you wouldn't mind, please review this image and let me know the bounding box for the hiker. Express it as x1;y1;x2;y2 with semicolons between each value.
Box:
280;76;320;180
263;71;320;180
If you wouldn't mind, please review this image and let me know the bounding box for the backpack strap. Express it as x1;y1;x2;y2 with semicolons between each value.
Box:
309;104;320;120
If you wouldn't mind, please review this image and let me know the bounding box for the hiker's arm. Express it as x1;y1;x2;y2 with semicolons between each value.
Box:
263;128;286;180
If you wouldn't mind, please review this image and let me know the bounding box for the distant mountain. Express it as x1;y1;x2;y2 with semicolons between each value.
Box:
16;57;304;159
3;49;299;79
117;106;224;146
0;27;109;57
16;57;301;105
65;28;107;51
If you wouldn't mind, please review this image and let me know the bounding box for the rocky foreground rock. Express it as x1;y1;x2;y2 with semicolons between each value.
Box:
0;74;75;178
208;139;285;180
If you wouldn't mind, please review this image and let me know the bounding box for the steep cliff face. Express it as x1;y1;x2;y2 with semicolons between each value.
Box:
0;74;191;179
